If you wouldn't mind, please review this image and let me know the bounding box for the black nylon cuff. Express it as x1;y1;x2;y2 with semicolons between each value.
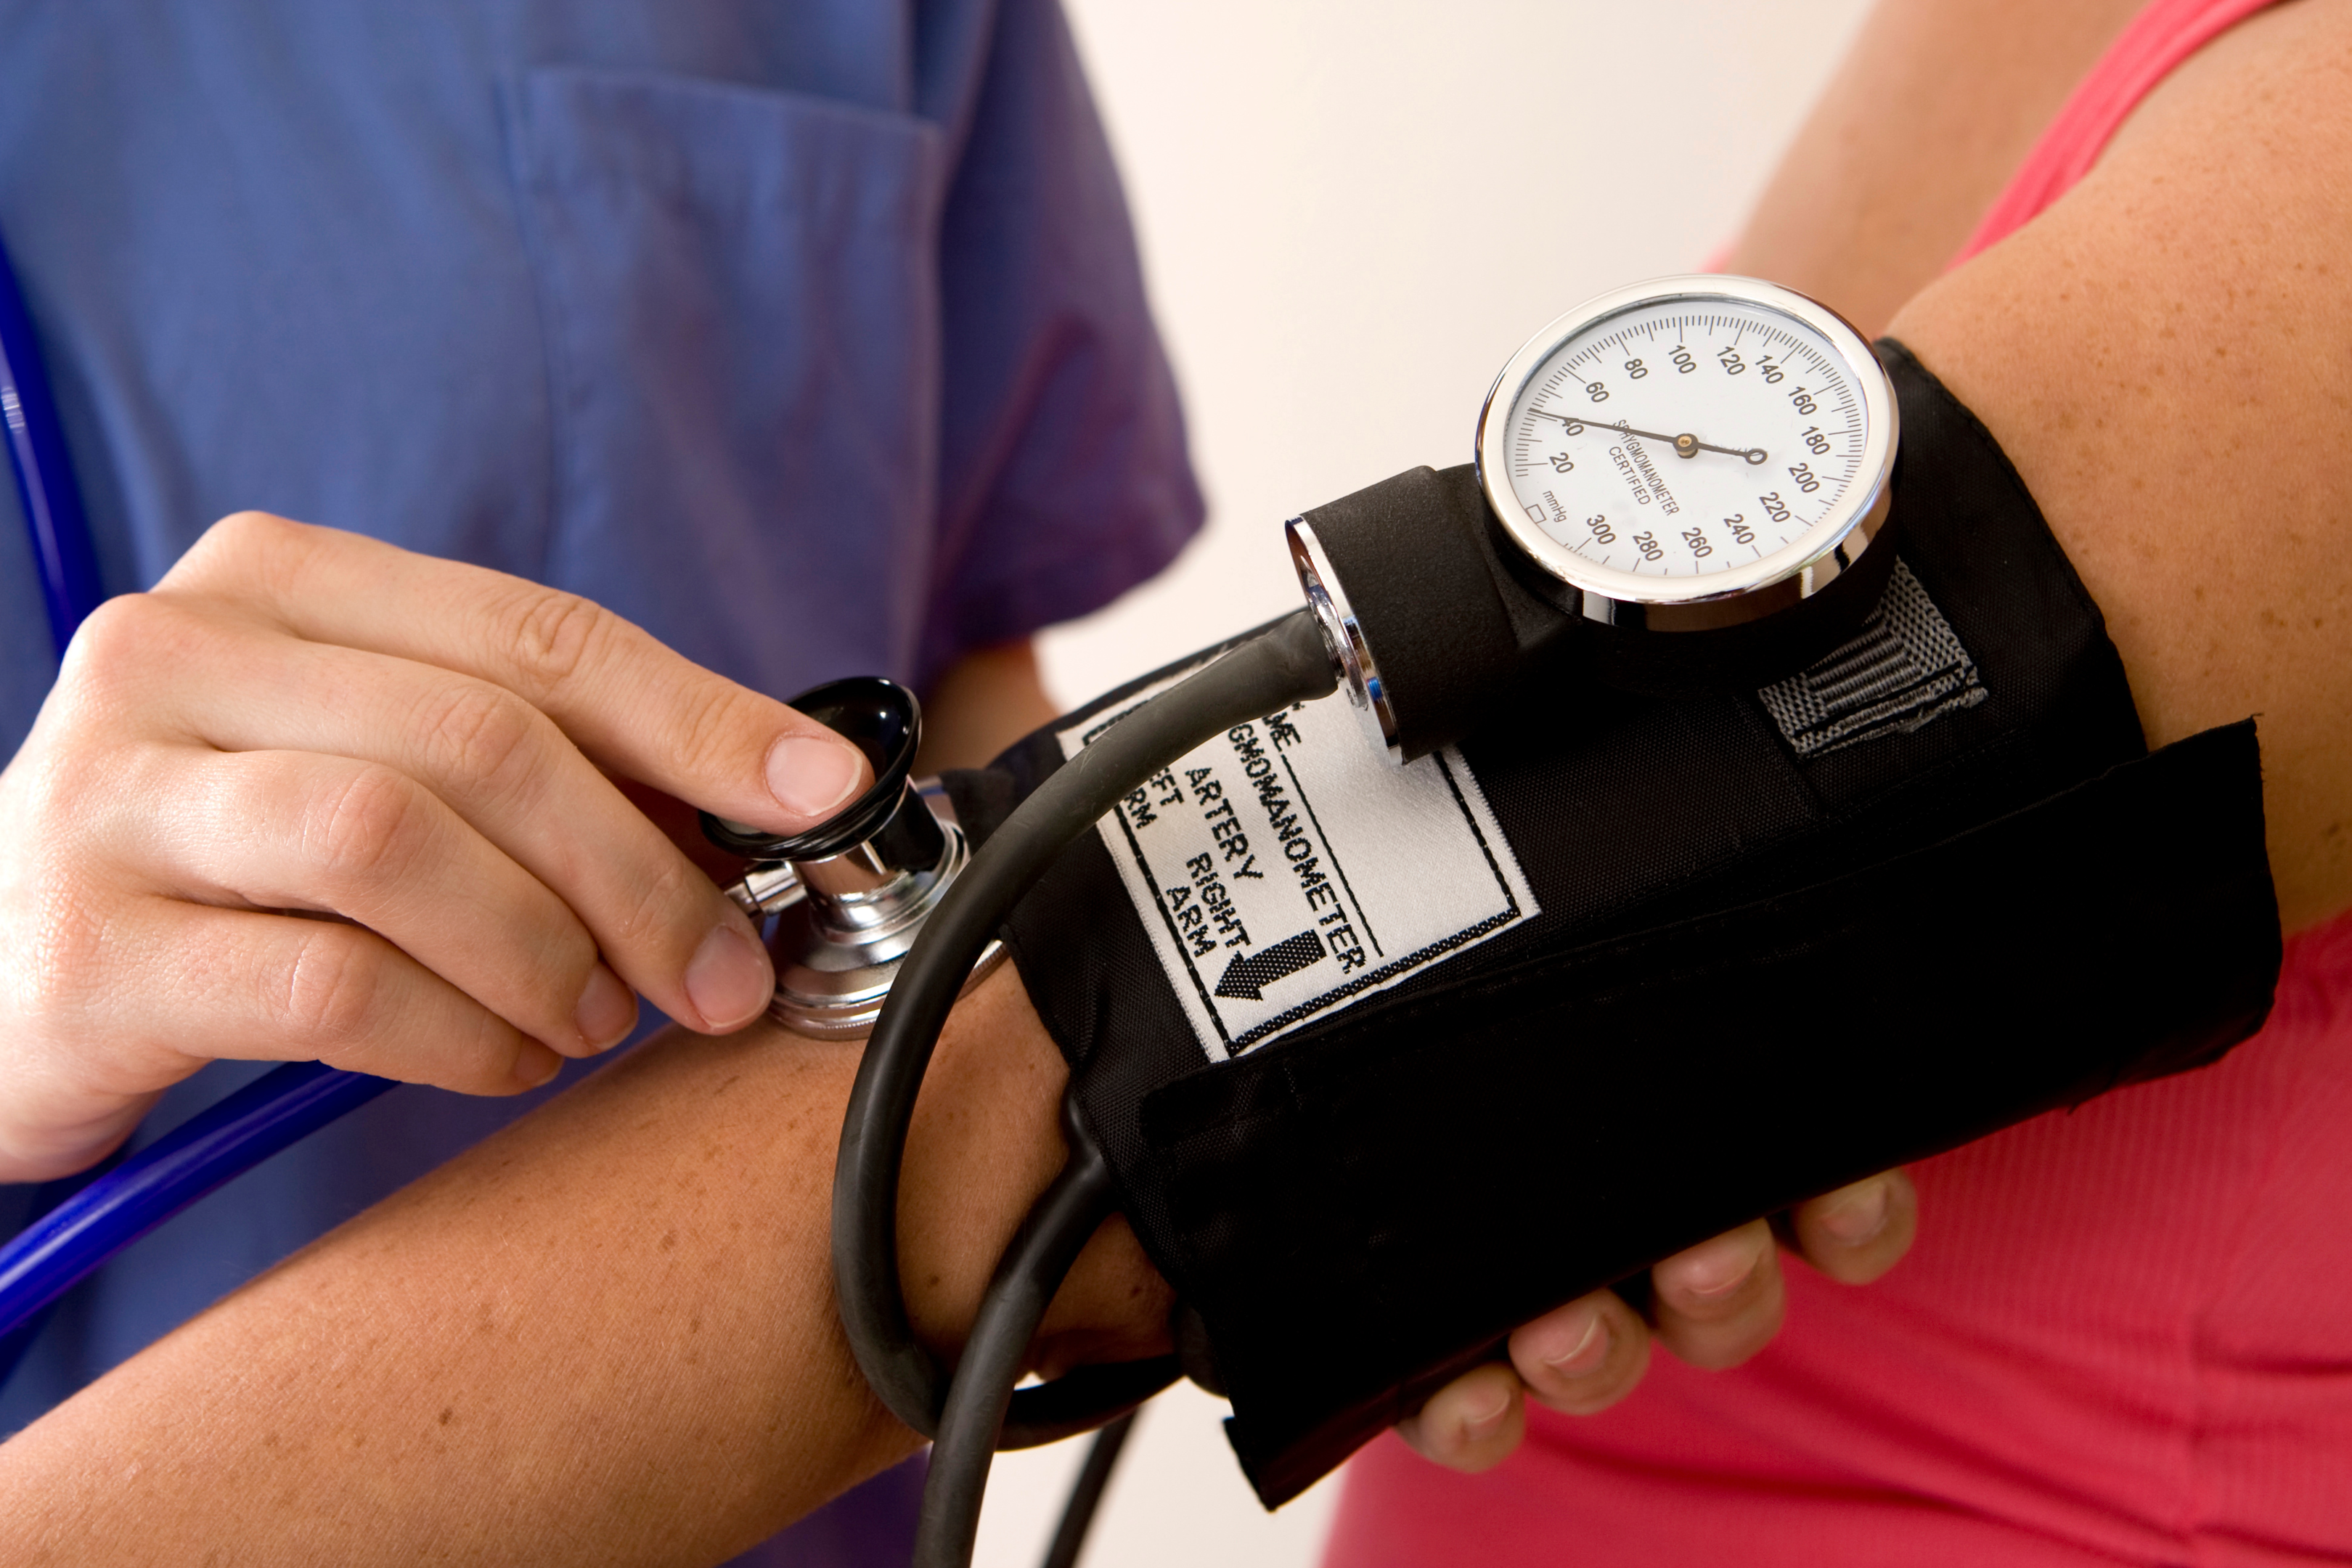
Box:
944;340;2281;1506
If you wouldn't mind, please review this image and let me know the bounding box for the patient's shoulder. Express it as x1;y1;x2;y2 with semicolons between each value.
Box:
1885;0;2352;929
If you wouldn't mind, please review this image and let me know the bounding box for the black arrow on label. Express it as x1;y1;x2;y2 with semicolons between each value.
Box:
1214;930;1327;1001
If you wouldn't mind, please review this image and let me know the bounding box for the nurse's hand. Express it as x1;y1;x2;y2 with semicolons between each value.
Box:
1397;1171;1918;1471
0;513;873;1183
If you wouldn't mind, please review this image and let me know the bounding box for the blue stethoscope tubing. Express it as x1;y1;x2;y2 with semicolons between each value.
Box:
0;229;99;661
0;229;394;1379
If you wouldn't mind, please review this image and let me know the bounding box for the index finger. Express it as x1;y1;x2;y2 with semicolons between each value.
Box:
162;514;872;836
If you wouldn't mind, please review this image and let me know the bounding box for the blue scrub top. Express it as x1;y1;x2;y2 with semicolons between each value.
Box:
0;2;1201;1559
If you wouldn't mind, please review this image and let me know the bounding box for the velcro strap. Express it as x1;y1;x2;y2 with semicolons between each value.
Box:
1759;558;1987;755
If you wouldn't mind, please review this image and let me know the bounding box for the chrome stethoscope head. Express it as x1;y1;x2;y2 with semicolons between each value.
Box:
701;678;1003;1038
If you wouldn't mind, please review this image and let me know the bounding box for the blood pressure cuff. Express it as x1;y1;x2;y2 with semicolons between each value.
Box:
939;340;2282;1507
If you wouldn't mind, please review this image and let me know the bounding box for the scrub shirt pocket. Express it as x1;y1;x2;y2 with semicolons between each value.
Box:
502;66;943;692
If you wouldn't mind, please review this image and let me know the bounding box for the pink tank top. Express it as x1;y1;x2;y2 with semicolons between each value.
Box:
1326;4;2352;1563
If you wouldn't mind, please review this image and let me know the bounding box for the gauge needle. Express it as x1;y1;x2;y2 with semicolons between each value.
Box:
1530;408;1767;464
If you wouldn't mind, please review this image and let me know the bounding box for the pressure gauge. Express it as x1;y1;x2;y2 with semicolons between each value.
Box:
1474;274;1896;631
1288;274;1903;759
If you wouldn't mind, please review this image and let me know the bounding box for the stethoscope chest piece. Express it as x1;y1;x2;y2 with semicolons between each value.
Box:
702;678;1004;1038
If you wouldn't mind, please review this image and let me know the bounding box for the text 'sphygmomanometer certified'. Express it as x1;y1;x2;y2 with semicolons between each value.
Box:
1061;666;1538;1063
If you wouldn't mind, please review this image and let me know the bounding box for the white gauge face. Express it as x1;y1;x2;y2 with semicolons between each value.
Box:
1477;277;1895;608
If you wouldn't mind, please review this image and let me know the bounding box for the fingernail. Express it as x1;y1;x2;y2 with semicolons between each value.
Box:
1680;1244;1761;1300
513;1044;564;1090
686;923;773;1031
1536;1305;1607;1379
1818;1179;1892;1246
1461;1389;1512;1443
571;962;637;1054
766;735;867;822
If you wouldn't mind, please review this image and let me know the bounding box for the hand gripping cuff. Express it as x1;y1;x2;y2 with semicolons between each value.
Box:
939;340;2283;1507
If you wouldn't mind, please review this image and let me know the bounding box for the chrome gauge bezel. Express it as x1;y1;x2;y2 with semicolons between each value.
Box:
1473;274;1898;626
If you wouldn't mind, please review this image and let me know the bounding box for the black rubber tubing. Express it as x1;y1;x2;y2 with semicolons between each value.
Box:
833;608;1338;1441
912;1132;1119;1568
1040;1408;1140;1568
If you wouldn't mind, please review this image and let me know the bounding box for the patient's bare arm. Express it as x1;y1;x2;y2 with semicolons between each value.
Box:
0;966;1166;1568
1406;0;2352;1472
1890;0;2352;931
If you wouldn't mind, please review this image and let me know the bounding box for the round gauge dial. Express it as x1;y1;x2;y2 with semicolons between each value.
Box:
1475;275;1895;613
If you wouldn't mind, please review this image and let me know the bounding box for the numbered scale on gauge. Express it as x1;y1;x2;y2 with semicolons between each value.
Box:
1474;275;1897;629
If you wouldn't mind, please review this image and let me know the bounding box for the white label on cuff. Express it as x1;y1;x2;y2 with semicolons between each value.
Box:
1058;669;1538;1064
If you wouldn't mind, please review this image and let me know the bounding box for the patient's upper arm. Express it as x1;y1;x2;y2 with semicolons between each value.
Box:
1886;0;2352;931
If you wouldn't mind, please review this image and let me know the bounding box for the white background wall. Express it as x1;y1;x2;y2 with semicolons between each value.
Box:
1003;4;1874;1566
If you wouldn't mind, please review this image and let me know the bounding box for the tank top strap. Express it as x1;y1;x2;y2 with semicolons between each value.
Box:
1956;0;2282;260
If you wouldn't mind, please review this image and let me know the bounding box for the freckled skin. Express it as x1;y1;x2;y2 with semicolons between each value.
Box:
1740;0;2352;932
1887;5;2352;931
